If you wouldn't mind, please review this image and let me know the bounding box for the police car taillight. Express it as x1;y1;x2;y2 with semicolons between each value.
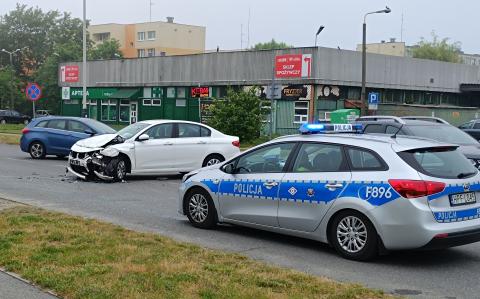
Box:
388;180;445;199
232;140;240;148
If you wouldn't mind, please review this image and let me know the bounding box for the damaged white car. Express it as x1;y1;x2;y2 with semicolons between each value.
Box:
67;120;241;181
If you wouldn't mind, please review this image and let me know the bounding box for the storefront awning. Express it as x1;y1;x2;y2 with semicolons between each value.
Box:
109;88;141;99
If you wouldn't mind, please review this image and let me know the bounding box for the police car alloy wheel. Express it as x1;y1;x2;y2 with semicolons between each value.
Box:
29;142;46;159
185;189;216;229
329;211;378;261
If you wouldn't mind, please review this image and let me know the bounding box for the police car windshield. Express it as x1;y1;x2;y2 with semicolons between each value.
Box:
398;147;477;179
408;125;478;145
117;123;150;139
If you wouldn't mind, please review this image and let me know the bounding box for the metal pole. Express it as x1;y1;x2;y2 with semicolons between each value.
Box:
9;52;13;109
269;64;275;138
360;22;367;116
315;35;318;47
82;0;88;117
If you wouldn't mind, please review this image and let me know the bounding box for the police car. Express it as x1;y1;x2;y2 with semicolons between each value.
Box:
178;123;480;260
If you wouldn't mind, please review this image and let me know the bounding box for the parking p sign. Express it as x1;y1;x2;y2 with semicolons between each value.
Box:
368;92;379;110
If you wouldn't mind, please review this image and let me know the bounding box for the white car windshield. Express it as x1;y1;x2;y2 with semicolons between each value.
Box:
117;123;150;140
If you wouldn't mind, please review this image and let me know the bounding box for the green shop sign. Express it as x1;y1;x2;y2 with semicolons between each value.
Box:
62;87;118;100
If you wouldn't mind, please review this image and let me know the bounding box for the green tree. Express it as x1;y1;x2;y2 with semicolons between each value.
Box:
0;67;25;111
252;39;292;50
208;87;266;143
89;39;123;60
412;32;462;63
0;4;87;112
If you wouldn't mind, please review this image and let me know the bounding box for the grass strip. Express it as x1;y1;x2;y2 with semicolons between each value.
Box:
0;133;20;145
0;207;393;299
0;124;24;135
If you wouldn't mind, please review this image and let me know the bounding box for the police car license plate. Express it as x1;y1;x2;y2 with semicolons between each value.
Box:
449;192;476;207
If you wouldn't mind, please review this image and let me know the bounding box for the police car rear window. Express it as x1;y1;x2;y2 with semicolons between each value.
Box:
398;147;477;179
346;147;387;171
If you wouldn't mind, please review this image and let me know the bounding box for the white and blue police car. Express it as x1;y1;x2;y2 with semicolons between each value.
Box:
178;123;480;260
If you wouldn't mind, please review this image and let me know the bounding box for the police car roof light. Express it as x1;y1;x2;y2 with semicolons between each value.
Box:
299;123;363;134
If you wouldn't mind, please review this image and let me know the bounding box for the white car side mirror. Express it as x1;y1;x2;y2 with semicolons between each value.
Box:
137;134;150;142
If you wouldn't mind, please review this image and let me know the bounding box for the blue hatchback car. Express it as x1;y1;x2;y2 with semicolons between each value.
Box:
20;116;116;159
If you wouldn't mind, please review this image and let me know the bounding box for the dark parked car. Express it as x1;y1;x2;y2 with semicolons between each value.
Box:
459;120;480;140
356;116;480;168
20;116;117;159
0;110;31;124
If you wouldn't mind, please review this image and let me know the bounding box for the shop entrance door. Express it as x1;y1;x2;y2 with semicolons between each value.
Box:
130;102;138;124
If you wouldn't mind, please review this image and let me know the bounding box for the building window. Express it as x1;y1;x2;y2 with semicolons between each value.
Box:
147;48;155;57
137;49;146;58
167;87;176;98
294;101;309;124
94;32;110;42
137;32;145;41
143;99;161;106
101;100;117;121
159;52;166;57
119;100;130;123
177;88;186;98
176;99;186;107
147;31;156;40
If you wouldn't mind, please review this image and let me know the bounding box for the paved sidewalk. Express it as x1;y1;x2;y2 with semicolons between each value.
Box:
0;199;57;299
0;271;57;299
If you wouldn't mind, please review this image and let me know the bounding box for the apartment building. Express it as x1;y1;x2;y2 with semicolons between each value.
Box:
89;17;206;58
356;38;406;57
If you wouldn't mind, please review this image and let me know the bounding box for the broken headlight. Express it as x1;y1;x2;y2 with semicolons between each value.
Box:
99;147;119;158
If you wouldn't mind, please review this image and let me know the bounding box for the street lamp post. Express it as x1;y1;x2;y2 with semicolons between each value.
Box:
1;47;28;109
315;25;325;47
82;0;88;118
360;6;391;116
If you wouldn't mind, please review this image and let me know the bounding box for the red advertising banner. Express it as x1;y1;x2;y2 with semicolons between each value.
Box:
275;54;312;78
60;65;80;83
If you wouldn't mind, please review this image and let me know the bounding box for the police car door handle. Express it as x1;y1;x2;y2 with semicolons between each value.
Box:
325;183;343;191
197;141;207;144
164;142;174;146
263;181;278;189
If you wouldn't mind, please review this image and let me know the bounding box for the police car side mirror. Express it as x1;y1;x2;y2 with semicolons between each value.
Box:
222;163;235;174
137;134;150;142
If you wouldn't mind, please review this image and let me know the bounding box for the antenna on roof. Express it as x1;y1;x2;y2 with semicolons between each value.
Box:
391;123;404;139
149;0;155;22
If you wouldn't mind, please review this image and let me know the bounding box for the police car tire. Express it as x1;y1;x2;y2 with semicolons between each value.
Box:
184;188;217;229
329;210;378;261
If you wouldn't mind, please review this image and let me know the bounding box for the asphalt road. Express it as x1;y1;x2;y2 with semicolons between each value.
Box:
0;143;478;299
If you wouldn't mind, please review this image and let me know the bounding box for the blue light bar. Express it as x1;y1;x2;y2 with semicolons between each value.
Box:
299;123;363;134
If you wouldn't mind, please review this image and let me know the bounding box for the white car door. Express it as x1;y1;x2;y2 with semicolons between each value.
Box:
133;123;176;173
171;123;209;171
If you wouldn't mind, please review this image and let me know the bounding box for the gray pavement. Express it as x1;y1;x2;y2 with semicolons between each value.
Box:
0;271;56;299
0;143;478;298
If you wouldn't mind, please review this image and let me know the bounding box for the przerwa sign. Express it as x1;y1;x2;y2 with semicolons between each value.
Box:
275;54;312;78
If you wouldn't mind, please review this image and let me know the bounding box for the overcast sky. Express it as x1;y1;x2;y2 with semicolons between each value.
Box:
2;0;479;54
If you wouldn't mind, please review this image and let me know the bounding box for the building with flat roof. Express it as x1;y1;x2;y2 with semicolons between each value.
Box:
58;47;480;133
356;38;406;57
89;18;206;58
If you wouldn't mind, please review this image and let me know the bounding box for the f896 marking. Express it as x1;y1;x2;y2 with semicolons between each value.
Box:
365;186;392;199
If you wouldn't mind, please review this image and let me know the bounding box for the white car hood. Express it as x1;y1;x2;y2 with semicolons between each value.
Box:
72;134;119;153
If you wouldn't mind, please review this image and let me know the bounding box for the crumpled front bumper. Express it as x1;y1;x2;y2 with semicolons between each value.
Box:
67;151;116;181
